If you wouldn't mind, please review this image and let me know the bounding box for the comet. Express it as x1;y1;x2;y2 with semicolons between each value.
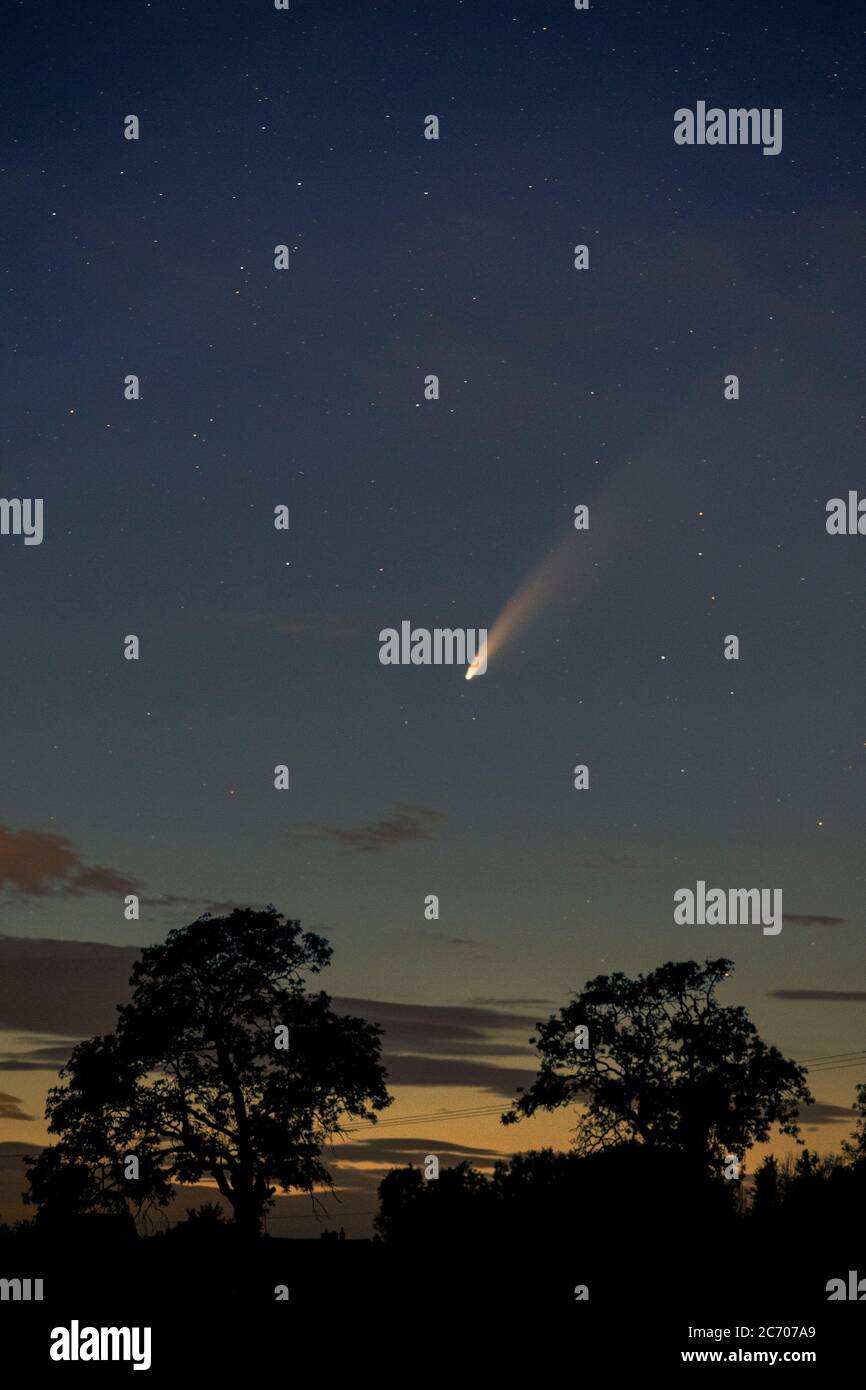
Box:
461;373;729;682
464;527;585;679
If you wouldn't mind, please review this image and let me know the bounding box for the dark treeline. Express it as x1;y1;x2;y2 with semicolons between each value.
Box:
375;1142;866;1249
2;1139;863;1316
1;913;863;1314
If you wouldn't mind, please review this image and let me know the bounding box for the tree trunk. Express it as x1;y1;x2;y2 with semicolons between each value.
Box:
230;1182;264;1237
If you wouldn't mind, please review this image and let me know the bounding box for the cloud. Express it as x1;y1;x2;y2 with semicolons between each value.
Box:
317;1136;510;1198
782;913;846;927
0;824;140;900
770;989;866;1002
332;997;540;1047
0;943;541;1101
331;996;539;1096
302;804;445;853
327;1135;506;1169
798;1101;854;1126
0;1091;34;1122
0;943;519;1046
467;997;555;1007
0;1042;77;1071
382;1054;536;1098
0;824;258;921
401;928;481;949
0;934;139;1034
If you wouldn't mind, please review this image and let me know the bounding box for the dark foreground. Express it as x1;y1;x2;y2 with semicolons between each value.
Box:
0;1226;862;1375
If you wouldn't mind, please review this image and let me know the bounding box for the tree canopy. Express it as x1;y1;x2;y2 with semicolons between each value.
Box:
26;906;391;1234
501;958;813;1172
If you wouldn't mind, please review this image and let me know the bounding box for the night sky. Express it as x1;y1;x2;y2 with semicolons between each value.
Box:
0;0;863;1235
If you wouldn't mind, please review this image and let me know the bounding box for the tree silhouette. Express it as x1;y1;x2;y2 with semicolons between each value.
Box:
373;1143;741;1254
374;1160;493;1245
842;1081;866;1164
502;958;813;1173
25;906;391;1235
751;1153;781;1221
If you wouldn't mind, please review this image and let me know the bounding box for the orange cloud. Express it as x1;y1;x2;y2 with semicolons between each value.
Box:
0;1090;34;1122
0;824;140;899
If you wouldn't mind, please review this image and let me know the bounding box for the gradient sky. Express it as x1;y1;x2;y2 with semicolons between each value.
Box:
0;0;863;1235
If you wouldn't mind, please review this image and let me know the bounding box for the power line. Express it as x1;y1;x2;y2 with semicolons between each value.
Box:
266;1210;372;1222
338;1052;866;1134
1;1049;863;1161
340;1102;505;1133
797;1049;866;1064
803;1060;866;1075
